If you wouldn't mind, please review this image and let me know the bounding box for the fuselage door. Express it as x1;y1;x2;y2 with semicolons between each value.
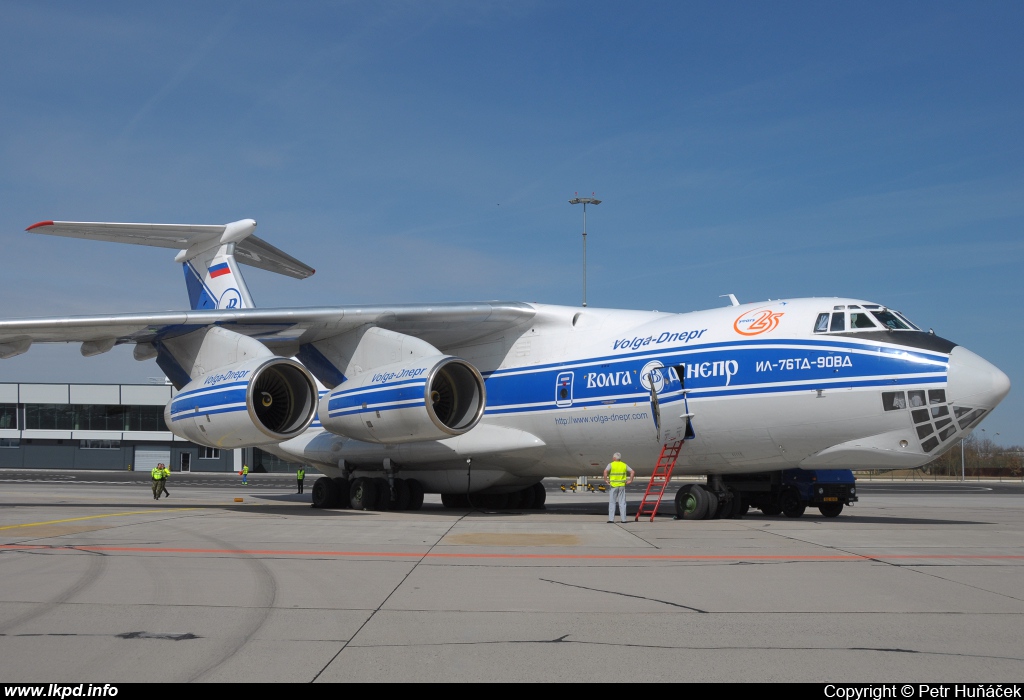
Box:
555;371;574;407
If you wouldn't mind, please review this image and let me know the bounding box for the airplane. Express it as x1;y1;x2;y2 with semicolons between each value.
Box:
0;217;1011;518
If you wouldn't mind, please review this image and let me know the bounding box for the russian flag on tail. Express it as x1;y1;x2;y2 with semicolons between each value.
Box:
208;262;231;279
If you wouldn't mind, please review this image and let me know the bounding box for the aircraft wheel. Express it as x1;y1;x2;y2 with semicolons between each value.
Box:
505;489;523;509
349;477;376;511
311;477;339;509
674;484;708;520
470;493;501;510
441;493;465;509
406;479;424;510
780;489;806;518
818;502;844;518
373;478;392;510
518;485;537;509
704;490;721;519
531;482;547;509
332;478;350;509
393;478;411;510
725;492;745;519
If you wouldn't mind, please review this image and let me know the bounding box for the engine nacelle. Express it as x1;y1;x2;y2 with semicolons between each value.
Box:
320;355;485;444
166;357;317;447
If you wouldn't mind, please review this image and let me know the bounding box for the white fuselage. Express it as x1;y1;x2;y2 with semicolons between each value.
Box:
270;297;1009;493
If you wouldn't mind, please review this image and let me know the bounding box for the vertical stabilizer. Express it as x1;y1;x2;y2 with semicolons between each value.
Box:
182;243;256;310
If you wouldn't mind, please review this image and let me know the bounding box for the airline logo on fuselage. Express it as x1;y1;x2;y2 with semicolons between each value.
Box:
612;329;707;351
686;360;739;386
585;371;633;389
734;307;784;336
371;367;427;384
203;369;250;386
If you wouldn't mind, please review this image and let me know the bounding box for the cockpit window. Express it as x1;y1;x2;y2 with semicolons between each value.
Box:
813;306;923;334
871;310;912;330
898;312;920;330
850;312;877;329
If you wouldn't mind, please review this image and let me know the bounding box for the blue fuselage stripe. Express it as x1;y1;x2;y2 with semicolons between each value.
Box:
478;340;947;417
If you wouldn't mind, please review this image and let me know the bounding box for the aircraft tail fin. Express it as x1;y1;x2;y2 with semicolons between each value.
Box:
182;239;254;310
26;218;315;311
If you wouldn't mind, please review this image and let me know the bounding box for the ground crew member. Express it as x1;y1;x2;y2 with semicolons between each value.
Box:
160;463;171;498
241;464;249;485
603;452;635;523
296;466;305;494
152;462;169;500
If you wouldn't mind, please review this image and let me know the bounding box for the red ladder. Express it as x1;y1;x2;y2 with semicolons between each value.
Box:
634;440;684;521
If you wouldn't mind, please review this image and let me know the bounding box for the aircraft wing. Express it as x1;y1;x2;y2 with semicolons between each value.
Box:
26;220;315;280
0;302;535;357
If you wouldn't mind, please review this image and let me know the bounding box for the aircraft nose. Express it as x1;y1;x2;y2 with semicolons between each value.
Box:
946;346;1010;410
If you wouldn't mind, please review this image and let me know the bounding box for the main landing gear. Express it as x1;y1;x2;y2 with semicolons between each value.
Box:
311;476;425;511
674;469;857;520
673;483;746;520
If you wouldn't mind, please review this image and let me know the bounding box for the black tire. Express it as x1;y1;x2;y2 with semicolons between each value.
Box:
393;478;411;510
505;489;522;509
818;502;844;518
311;477;339;509
761;502;782;516
780;489;806;518
674;484;708;520
441;493;464;509
406;479;425;510
518;485;537;509
349;477;376;510
704;490;720;520
474;493;509;510
531;482;547;509
332;477;350;509
373;478;392;510
725;492;744;519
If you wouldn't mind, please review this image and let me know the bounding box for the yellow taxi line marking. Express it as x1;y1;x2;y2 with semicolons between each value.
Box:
0;508;200;531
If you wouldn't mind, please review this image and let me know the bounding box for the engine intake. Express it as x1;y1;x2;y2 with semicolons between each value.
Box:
166;358;317;447
320;355;485;444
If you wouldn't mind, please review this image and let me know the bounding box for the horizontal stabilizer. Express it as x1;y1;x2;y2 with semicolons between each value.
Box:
26;219;315;280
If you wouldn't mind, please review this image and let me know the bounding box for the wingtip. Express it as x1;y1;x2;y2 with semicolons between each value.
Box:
26;220;54;231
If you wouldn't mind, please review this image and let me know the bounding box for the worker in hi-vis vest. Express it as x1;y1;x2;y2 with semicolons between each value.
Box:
296;467;306;494
152;463;169;500
603;452;635;523
241;464;249;485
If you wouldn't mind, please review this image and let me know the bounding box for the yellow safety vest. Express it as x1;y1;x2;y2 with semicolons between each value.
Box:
161;467;171;479
242;465;249;475
151;467;163;480
609;461;629;487
296;468;305;480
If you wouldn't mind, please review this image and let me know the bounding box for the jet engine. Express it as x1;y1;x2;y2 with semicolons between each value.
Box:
320;355;485;444
166;357;317;447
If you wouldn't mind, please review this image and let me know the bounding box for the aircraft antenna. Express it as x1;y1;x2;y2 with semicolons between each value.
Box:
569;193;601;307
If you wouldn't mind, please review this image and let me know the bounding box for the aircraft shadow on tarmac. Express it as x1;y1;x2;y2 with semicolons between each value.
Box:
0;494;992;525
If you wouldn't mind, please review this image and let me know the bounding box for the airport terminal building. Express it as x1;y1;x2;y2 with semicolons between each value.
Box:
0;382;298;473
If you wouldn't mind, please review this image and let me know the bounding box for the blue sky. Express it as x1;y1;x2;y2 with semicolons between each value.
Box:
1;2;1021;445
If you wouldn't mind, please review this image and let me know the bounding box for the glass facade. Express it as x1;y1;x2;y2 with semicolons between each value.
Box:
0;404;16;429
23;404;167;432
